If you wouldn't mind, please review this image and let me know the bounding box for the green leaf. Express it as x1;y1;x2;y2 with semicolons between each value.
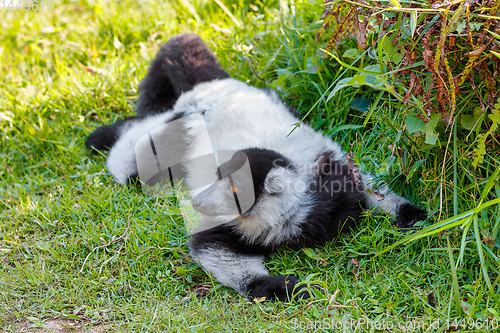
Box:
321;49;414;105
425;131;439;145
473;215;492;291
63;314;82;320
486;308;499;317
479;166;500;202
424;112;440;144
330;124;364;134
425;112;440;131
472;99;500;167
302;248;324;261
461;115;475;130
460;106;482;130
363;64;382;74
385;61;425;75
380;35;403;64
343;48;359;59
469;22;483;31
328;77;353;100
327;73;388;101
276;69;291;86
302;248;316;259
405;114;425;133
348;97;371;113
305;56;319;73
456;22;466;34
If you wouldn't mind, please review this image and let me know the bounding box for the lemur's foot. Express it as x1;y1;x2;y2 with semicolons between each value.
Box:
396;202;428;229
247;275;319;302
85;116;139;152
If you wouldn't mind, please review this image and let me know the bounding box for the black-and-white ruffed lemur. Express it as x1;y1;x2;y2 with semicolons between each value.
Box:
85;34;428;302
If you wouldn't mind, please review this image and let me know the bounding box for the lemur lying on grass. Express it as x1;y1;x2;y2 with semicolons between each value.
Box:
86;34;428;301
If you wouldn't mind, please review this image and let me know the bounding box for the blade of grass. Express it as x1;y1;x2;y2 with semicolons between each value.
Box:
453;119;458;216
473;215;493;292
377;197;500;256
214;0;242;28
447;236;462;316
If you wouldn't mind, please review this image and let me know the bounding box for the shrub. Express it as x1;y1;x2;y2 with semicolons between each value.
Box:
317;0;500;166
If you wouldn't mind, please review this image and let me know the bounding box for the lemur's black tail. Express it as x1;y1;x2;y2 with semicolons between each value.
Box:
136;34;229;116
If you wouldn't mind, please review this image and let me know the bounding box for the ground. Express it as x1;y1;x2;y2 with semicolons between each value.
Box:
1;0;499;332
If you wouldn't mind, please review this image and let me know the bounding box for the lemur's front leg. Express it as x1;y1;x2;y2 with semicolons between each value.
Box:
360;173;428;228
318;150;428;229
189;224;312;302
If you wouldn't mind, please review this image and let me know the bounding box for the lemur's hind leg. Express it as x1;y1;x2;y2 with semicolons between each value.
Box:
85;116;143;151
136;34;229;116
360;173;428;228
190;225;313;302
86;34;229;150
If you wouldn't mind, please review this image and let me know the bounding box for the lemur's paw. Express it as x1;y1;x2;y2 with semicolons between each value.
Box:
85;124;118;152
247;275;319;302
396;202;428;229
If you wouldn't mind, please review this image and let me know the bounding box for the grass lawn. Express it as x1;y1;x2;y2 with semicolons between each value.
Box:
1;0;499;331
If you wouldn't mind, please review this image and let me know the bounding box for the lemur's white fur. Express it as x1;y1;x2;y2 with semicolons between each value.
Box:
107;112;176;183
107;79;342;183
193;247;268;294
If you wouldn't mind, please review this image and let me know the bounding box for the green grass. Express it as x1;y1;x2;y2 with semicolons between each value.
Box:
1;0;499;331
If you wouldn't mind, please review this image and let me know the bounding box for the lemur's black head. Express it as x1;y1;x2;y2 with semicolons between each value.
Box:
191;148;296;217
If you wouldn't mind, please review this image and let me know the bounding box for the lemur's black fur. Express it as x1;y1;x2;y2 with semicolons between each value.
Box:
136;34;230;116
86;34;428;302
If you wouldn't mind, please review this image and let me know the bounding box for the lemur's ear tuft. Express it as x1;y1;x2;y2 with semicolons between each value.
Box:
264;167;295;194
